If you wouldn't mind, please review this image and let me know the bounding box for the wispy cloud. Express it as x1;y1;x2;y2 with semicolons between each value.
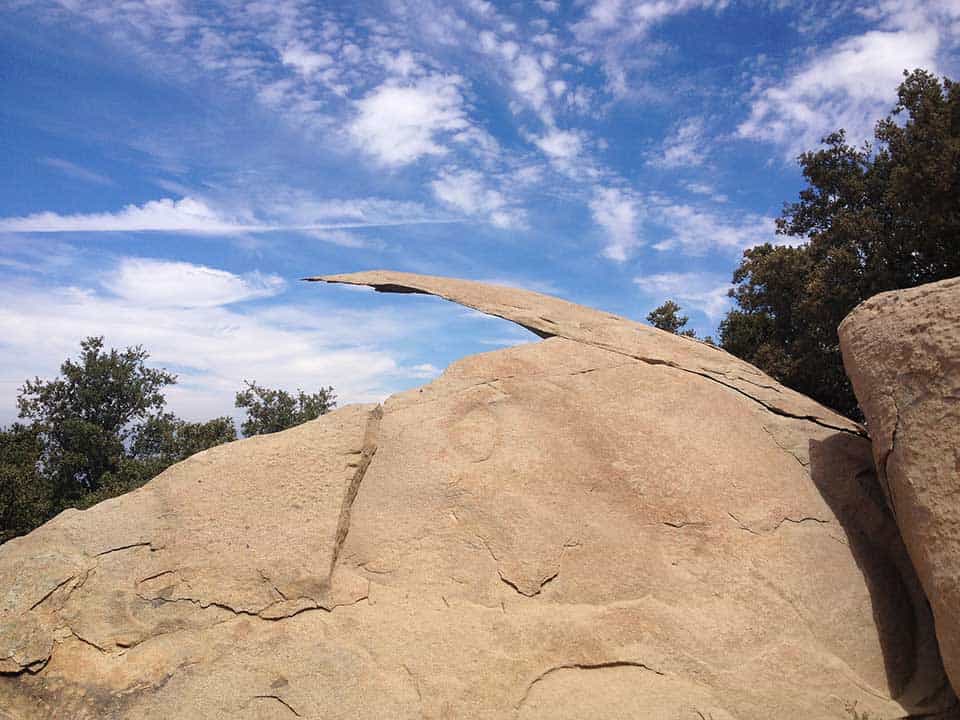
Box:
0;197;462;235
684;182;728;203
431;168;523;229
648;200;776;255
634;271;733;320
650;118;707;169
589;187;641;262
40;157;115;186
738;0;951;156
572;0;731;97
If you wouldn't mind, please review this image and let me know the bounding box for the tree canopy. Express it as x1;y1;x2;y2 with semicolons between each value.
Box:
2;337;337;543
646;300;714;344
235;381;336;437
720;69;959;419
647;300;695;336
16;336;177;500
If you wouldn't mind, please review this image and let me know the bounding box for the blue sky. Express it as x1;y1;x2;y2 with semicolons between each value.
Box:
1;0;957;424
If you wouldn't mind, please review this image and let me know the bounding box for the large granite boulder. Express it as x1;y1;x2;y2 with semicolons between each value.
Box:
840;276;960;694
1;271;956;719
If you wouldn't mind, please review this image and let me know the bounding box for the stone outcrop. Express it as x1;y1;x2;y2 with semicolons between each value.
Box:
840;276;960;694
1;271;956;719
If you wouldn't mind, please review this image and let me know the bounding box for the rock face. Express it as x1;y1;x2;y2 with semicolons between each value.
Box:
839;276;960;694
1;271;956;719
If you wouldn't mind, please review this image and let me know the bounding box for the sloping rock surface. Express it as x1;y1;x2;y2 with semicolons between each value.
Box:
840;276;960;694
1;271;956;719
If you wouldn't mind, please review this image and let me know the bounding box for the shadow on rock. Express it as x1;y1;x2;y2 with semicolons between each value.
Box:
809;432;958;715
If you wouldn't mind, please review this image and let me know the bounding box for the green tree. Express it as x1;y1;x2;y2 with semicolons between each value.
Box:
235;381;336;436
3;337;238;542
647;300;699;338
17;336;176;501
0;423;49;544
130;413;237;478
720;69;959;419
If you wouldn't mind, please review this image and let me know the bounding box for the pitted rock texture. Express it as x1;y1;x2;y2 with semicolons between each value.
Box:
0;271;956;719
840;276;960;694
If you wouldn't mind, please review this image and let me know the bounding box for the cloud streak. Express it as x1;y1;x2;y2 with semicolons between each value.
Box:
0;197;463;235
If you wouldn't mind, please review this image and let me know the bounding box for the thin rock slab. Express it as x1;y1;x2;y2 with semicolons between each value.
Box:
840;276;960;693
0;271;956;718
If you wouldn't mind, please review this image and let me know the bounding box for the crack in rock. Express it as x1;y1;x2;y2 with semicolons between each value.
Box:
727;512;759;536
772;516;830;531
479;536;578;598
65;627;109;654
516;661;664;711
134;589;368;624
329;405;382;578
880;393;902;521
760;425;809;467
27;574;80;611
498;570;557;597
728;512;830;535
251;695;301;716
94;541;154;557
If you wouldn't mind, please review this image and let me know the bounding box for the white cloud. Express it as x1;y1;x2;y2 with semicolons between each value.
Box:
0;196;460;236
381;49;420;77
738;25;941;156
0;197;248;234
104;258;285;308
280;43;334;76
651;118;707;168
533;128;583;161
475;30;559;122
574;0;729;38
589;187;641;261
634;272;733;320
511;54;550;114
431;169;523;228
684;182;728;203
302;229;368;248
408;363;441;379
572;0;730;97
649;202;776;254
350;75;471;166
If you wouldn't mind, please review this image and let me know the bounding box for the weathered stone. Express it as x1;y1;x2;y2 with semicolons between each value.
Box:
0;271;955;718
840;276;960;694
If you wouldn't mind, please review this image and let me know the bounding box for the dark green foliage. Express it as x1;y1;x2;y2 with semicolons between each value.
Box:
17;337;176;499
647;300;689;334
647;300;700;339
720;69;960;419
0;423;49;544
1;338;239;543
131;414;238;478
235;381;336;436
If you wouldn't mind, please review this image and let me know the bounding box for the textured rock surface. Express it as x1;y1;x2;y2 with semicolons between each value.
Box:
0;271;956;718
840;276;960;694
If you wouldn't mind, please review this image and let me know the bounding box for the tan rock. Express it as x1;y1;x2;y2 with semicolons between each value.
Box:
839;276;960;694
0;271;956;718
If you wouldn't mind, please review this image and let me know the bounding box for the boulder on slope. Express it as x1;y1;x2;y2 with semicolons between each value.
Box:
0;271;955;719
840;276;960;694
